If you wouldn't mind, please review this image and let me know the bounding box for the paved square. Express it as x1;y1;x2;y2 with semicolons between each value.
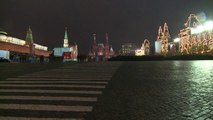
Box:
90;61;213;120
1;61;213;120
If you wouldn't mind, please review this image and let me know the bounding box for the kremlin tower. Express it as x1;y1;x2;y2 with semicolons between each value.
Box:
25;26;34;45
25;26;35;54
53;27;78;62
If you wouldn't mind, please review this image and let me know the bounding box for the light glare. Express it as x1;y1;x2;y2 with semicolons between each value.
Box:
174;38;180;43
191;21;213;34
204;21;213;31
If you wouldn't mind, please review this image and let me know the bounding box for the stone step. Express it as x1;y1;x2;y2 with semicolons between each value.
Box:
0;109;87;119
0;84;106;89
0;103;93;112
25;73;113;75
0;89;102;95
0;117;83;120
7;78;110;81
17;75;112;79
0;96;97;102
0;62;122;120
0;81;108;84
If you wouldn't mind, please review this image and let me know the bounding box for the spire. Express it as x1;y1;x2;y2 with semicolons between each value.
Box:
63;27;69;48
91;33;97;55
25;26;33;44
64;27;68;39
93;33;96;44
106;33;109;44
157;26;163;40
158;26;162;35
163;23;168;33
163;22;170;38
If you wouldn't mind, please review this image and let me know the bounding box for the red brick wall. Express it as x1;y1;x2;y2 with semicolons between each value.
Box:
0;41;50;57
0;41;30;53
35;49;51;57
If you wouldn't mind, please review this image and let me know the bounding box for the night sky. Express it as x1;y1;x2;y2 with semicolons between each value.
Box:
0;0;213;54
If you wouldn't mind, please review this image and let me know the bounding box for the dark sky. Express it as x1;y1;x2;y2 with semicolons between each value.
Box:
0;0;213;54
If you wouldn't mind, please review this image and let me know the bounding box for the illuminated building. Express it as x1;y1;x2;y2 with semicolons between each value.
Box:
155;23;171;55
179;14;213;54
53;27;78;62
89;33;115;61
0;27;50;62
119;43;137;56
135;39;150;56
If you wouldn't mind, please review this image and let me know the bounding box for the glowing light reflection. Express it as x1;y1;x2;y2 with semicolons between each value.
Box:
190;61;213;84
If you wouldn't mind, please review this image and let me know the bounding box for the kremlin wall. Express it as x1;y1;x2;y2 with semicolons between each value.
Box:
1;14;213;62
0;27;50;63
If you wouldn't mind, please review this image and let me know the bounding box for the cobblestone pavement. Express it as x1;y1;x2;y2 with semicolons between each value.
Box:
90;61;213;120
1;61;213;120
0;62;122;120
